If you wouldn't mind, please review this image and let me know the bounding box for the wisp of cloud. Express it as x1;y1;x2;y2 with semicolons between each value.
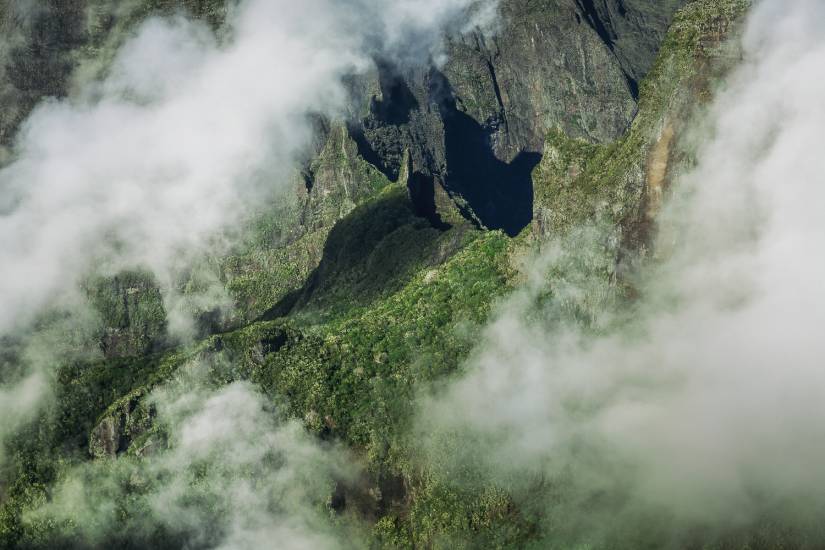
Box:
24;363;361;549
0;0;494;452
0;0;488;334
419;0;825;543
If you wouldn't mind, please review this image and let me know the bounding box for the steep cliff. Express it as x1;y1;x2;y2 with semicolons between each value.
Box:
349;0;689;236
3;1;801;549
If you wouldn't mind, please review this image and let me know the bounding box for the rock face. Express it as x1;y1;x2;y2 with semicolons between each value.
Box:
576;0;689;89
531;0;749;266
446;0;632;156
89;392;155;458
1;0;687;234
346;0;687;236
0;1;226;155
0;1;87;149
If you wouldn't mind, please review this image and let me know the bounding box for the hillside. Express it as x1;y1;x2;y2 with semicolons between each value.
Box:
2;0;824;548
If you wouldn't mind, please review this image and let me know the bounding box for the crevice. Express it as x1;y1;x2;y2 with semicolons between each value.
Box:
407;171;451;230
118;278;131;329
575;0;639;100
346;61;419;183
348;124;399;182
302;166;315;193
575;0;616;51
486;59;507;119
624;71;639;100
259;332;288;355
371;60;420;126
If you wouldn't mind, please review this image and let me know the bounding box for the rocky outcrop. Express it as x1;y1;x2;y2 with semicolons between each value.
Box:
346;0;687;236
89;391;155;458
532;0;750;267
86;271;167;359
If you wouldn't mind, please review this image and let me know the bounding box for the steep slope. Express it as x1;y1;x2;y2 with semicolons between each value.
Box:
350;0;689;236
0;1;227;154
1;1;793;549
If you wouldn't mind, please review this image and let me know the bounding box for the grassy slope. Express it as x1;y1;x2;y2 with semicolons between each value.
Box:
0;183;520;547
0;1;777;548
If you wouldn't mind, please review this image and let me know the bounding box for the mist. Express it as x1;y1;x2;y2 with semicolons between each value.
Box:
418;0;825;543
0;0;494;455
0;0;489;335
22;359;362;549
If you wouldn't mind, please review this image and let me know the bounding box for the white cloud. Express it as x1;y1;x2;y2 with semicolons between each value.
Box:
26;370;360;549
0;0;495;455
419;0;825;540
0;0;495;335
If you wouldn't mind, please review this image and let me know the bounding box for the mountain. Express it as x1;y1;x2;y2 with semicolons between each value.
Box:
5;0;822;548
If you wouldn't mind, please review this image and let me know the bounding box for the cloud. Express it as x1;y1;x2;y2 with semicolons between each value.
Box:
417;0;825;543
0;0;496;335
0;0;496;459
23;362;361;549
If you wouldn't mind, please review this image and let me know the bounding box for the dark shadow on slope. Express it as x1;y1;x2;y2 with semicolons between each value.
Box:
349;61;420;182
262;187;447;320
371;59;420;126
349;124;400;181
431;70;539;237
407;171;451;230
576;0;617;50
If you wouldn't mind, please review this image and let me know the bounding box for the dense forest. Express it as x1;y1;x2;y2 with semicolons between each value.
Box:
2;0;824;548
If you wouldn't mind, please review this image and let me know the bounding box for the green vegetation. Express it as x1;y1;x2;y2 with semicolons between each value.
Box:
85;271;167;358
533;0;751;254
221;125;395;323
0;353;167;545
2;1;795;549
0;180;521;547
221;227;330;323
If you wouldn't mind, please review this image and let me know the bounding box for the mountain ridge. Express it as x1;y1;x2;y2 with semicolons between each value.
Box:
5;1;809;548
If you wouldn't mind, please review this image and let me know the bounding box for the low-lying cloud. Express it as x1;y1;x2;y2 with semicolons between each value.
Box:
0;0;491;335
23;362;361;549
0;0;495;457
418;0;825;543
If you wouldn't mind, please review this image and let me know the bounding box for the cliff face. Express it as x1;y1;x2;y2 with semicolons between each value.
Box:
0;0;684;227
0;1;765;548
0;0;685;339
0;1;86;149
0;0;227;154
348;0;688;237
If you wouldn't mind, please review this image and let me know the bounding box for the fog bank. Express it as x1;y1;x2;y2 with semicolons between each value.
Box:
419;0;825;542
